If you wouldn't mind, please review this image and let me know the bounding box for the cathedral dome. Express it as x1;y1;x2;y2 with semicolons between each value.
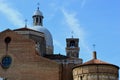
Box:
31;26;53;48
32;7;53;55
30;26;54;54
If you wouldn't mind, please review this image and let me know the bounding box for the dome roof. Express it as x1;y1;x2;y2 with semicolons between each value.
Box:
74;58;119;69
30;26;53;48
33;7;43;16
73;51;119;69
83;51;110;65
83;59;110;65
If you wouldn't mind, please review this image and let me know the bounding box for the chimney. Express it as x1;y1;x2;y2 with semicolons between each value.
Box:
93;51;97;59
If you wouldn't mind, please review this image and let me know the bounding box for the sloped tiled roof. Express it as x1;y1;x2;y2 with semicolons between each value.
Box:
74;58;119;69
14;27;34;31
13;27;43;34
73;51;119;69
83;59;110;65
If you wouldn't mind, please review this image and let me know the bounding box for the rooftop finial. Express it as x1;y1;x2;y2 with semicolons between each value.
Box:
25;19;27;28
71;31;74;38
93;44;96;51
37;3;40;10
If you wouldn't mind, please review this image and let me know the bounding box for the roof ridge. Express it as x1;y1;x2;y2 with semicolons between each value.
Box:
13;27;43;34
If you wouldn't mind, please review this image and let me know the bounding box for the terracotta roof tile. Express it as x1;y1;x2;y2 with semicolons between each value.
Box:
73;51;119;69
83;59;110;65
73;58;119;69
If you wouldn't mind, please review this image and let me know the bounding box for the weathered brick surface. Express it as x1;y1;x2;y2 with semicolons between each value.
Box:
73;64;119;80
0;29;60;80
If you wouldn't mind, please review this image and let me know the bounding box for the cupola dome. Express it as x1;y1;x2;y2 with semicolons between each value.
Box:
31;6;54;55
33;7;43;16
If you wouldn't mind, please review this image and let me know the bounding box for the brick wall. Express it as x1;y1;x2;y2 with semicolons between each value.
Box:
0;29;60;80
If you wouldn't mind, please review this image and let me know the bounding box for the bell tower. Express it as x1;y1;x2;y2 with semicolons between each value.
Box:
66;37;80;58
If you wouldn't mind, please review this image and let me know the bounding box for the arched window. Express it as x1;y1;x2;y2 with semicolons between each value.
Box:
35;42;40;52
40;18;42;23
70;41;75;48
36;17;38;23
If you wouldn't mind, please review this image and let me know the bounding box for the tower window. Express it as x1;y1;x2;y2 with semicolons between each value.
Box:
40;18;42;23
36;17;38;23
70;41;75;48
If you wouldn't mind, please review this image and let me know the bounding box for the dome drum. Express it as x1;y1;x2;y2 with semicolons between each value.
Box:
31;26;54;55
31;6;54;55
73;51;119;80
73;64;119;80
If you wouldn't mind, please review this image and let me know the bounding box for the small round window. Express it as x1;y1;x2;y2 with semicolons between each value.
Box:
4;37;11;44
1;55;12;69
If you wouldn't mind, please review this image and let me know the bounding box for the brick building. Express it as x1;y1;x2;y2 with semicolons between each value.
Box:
0;6;119;80
73;51;119;80
0;6;82;80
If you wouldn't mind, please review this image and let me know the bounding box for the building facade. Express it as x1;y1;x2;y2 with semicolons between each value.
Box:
0;6;119;80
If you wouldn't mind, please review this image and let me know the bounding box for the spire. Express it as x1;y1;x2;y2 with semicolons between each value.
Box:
37;3;40;10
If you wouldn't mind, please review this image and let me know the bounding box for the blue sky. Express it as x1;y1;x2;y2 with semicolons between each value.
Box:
0;0;120;67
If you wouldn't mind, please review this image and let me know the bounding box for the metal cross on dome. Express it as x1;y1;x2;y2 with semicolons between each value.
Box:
37;3;40;6
93;44;96;51
71;31;74;38
25;19;27;28
37;3;40;9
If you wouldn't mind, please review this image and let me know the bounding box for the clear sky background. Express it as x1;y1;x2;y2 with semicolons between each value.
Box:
0;0;120;68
